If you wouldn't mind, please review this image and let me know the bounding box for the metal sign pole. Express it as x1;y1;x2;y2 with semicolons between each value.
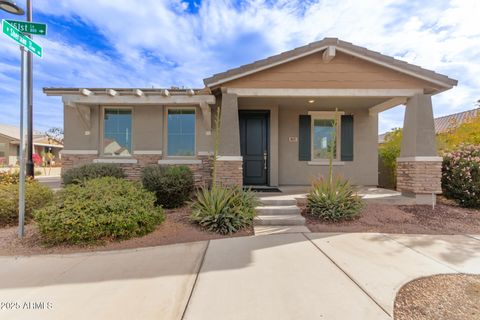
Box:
25;0;34;178
18;45;27;238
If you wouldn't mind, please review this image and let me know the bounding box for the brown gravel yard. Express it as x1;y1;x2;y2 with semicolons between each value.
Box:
303;197;480;234
0;206;253;256
394;274;480;320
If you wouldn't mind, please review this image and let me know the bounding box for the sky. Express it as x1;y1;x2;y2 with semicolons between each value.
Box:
0;0;479;133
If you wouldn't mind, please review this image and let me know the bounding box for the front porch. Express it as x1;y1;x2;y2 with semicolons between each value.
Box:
256;186;421;206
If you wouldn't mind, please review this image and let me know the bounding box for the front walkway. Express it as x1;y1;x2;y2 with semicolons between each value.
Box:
1;233;479;319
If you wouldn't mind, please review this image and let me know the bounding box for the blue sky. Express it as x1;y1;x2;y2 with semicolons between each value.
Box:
0;0;478;133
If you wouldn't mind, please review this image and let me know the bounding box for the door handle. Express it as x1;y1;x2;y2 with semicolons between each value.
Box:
263;151;267;170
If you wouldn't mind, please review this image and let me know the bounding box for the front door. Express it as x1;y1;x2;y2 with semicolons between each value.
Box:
239;111;269;185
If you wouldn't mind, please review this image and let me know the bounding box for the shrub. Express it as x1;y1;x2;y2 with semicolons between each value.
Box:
141;165;194;208
0;180;54;226
307;177;364;221
442;145;480;208
34;177;164;244
62;163;125;185
190;186;258;234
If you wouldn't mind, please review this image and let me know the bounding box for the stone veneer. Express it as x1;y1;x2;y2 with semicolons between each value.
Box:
214;160;243;186
61;154;220;187
396;160;442;195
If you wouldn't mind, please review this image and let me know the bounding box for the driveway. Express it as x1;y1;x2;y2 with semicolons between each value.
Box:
1;233;479;320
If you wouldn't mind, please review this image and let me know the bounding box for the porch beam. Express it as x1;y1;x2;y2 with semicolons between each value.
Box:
59;94;215;105
369;97;407;115
322;46;336;63
224;88;423;98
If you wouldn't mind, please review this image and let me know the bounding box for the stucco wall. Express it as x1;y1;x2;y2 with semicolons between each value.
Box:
278;106;378;186
64;104;212;155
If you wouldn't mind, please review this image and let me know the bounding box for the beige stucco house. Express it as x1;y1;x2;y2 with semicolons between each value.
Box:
0;124;63;166
44;38;457;203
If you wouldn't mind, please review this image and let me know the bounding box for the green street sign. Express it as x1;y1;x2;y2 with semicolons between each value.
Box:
5;20;47;36
2;20;42;58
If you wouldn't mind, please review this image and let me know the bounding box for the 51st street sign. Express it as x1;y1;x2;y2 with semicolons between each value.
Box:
5;19;47;36
1;20;42;58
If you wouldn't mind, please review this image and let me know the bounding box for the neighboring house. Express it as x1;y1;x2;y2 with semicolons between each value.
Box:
378;108;480;143
44;38;457;204
0;124;63;166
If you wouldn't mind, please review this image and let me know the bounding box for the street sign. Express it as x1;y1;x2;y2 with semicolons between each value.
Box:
5;20;47;36
2;20;42;58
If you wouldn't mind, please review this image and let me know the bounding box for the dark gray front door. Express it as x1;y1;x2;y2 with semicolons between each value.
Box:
239;111;269;185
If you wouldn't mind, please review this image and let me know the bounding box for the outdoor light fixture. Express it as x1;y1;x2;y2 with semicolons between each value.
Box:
308;99;315;103
0;0;24;15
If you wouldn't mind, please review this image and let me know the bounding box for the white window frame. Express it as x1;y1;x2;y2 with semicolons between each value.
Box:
308;111;344;161
165;106;197;158
100;106;134;158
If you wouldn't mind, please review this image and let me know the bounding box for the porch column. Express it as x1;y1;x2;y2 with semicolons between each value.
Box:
396;93;442;204
216;93;243;186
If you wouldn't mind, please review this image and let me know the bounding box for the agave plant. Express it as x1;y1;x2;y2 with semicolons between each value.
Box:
191;186;259;234
307;177;364;221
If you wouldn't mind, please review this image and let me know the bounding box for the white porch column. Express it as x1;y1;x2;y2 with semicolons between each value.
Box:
396;94;442;204
216;93;243;186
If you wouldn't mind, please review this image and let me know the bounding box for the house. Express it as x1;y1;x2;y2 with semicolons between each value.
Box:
378;108;479;143
44;38;457;204
0;124;63;166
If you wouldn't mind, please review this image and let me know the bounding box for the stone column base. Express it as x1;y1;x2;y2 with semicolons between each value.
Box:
396;157;442;205
215;156;243;186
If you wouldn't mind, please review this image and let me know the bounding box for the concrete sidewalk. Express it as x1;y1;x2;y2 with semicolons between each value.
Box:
0;233;479;319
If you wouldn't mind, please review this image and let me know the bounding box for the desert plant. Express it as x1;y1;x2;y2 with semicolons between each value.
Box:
307;177;364;221
62;163;125;185
191;186;258;234
0;180;53;226
34;177;164;244
442;145;480;208
378;128;402;188
141;165;194;208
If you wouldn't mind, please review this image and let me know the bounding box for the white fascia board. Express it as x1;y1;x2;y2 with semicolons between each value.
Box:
63;94;215;105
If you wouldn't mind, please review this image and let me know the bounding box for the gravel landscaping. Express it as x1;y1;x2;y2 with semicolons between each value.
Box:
0;206;253;256
394;274;480;320
303;197;480;234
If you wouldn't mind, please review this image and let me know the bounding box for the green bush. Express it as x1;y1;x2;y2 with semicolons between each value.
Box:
442;145;480;208
190;186;258;234
0;180;54;226
62;163;125;185
34;177;164;244
141;165;194;208
307;177;364;221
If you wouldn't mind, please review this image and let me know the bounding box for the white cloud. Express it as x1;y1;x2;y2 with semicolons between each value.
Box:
0;0;478;132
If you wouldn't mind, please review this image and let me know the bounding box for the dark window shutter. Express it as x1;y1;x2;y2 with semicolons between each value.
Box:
341;115;354;161
299;115;311;161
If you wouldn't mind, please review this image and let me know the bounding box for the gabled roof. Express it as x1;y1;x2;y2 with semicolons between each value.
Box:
0;123;43;141
203;38;458;90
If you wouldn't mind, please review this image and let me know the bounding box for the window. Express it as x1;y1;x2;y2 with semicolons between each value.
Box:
0;142;5;158
167;109;195;156
103;108;132;156
310;112;342;160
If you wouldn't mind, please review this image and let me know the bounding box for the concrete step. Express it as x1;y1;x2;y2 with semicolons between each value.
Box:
254;225;311;236
259;198;297;206
255;205;301;215
254;214;306;226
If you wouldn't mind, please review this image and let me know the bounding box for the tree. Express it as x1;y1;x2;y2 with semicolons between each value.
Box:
45;127;64;145
378;128;402;188
437;112;480;153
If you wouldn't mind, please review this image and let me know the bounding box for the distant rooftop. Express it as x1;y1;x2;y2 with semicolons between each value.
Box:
378;108;479;143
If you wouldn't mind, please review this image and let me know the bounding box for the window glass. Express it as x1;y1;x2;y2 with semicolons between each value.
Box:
103;108;132;156
168;109;195;156
313;119;336;159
